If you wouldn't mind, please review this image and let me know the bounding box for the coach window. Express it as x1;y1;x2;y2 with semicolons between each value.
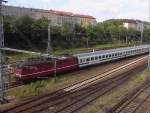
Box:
99;56;101;59
112;53;114;57
87;58;90;62
139;49;141;52
115;53;117;56
102;55;105;59
95;56;98;60
109;54;111;58
80;59;83;63
91;57;94;61
105;55;107;58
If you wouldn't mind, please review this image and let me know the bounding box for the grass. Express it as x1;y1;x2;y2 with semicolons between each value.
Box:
79;69;150;113
53;43;131;55
8;72;82;99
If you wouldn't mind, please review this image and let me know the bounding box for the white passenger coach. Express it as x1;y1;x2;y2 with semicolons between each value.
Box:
74;45;150;68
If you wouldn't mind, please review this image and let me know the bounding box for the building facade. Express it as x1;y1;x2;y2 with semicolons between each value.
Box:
2;5;97;27
122;19;150;31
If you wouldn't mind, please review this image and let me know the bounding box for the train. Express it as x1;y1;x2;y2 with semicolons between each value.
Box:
13;45;150;81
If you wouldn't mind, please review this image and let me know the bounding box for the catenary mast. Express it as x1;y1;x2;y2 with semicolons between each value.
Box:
0;0;7;103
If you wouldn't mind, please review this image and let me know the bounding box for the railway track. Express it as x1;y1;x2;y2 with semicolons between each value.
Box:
0;56;147;113
49;65;146;113
108;81;150;113
8;81;24;89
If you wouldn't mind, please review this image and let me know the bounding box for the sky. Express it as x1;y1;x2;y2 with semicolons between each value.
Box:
6;0;149;22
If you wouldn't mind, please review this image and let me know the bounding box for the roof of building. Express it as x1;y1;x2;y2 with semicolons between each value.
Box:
121;19;150;25
75;14;96;19
3;5;96;20
50;10;95;19
121;19;137;24
50;10;75;16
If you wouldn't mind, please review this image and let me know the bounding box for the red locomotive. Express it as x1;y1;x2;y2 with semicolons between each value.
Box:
14;56;78;80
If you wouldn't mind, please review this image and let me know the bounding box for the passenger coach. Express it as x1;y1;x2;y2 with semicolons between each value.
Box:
75;45;150;68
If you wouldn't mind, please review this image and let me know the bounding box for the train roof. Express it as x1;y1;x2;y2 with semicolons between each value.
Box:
74;45;150;58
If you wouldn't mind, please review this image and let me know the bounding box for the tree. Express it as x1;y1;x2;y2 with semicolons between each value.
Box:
3;16;16;47
85;25;96;47
14;15;37;50
143;29;150;43
106;25;120;43
127;28;140;44
94;23;105;43
61;23;73;41
32;17;49;51
118;26;127;43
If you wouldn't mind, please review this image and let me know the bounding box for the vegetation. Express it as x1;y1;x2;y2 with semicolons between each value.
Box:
4;16;150;54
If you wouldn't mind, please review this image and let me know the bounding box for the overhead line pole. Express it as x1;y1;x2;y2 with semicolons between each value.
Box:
47;20;52;55
140;23;144;44
149;0;150;22
0;0;7;103
47;21;57;81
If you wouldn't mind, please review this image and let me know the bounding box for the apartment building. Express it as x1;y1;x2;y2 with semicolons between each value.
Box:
2;5;97;27
122;19;150;31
